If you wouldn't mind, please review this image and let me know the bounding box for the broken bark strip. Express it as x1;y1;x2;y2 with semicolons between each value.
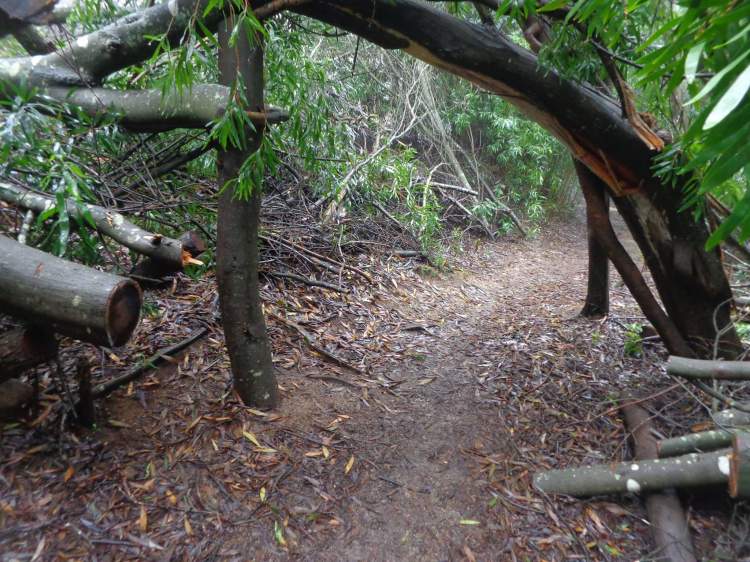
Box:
0;327;58;384
622;403;697;562
534;449;730;497
659;430;735;458
667;356;750;381
0;181;186;271
0;235;141;346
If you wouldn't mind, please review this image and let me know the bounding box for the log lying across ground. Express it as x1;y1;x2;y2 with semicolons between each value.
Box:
623;403;696;562
0;181;189;272
659;429;736;458
667;356;750;381
0;235;141;346
534;449;731;497
535;431;750;500
0;326;58;383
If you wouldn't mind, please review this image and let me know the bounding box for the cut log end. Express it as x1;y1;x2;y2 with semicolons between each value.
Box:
105;280;142;347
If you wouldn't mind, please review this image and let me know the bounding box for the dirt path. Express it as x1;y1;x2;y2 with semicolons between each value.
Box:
3;218;679;561
252;219;660;560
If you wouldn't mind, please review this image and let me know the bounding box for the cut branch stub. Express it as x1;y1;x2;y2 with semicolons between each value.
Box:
0;235;142;346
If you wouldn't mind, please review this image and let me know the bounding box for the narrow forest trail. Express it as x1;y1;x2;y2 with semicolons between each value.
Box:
239;217;662;560
2;217;681;561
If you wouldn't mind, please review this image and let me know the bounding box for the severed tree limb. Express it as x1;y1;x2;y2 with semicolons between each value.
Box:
623;403;697;562
41;85;288;132
534;449;731;497
0;181;188;271
0;1;223;88
667;356;750;381
0;234;141;346
659;429;735;458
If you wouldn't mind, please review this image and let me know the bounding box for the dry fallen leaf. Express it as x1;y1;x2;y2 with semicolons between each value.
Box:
139;505;148;532
243;431;261;447
184;516;193;536
166;490;178;505
344;455;355;474
63;466;75;482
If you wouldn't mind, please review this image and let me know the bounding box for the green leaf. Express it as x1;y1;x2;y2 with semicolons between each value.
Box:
704;63;750;129
686;51;750;106
684;42;704;84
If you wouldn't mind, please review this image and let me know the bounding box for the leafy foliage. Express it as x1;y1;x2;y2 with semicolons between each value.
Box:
502;0;750;248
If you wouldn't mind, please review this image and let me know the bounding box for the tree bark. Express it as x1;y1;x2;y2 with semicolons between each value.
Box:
216;19;278;408
0;235;142;346
623;403;697;562
0;0;739;357
0;326;58;383
580;175;609;318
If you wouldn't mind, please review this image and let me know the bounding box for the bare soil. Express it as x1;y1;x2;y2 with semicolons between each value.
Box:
0;218;739;561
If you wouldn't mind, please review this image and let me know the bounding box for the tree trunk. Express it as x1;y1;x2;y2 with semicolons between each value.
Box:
0;235;142;346
580;174;609;318
216;19;278;408
574;162;694;357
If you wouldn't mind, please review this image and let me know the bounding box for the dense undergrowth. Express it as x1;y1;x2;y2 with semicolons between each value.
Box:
0;3;575;270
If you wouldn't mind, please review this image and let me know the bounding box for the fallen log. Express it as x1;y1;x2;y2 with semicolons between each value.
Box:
0;235;141;346
667;355;750;381
0;379;34;420
0;326;58;383
715;406;750;428
659;429;735;458
533;449;730;497
622;403;697;562
0;181;189;272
